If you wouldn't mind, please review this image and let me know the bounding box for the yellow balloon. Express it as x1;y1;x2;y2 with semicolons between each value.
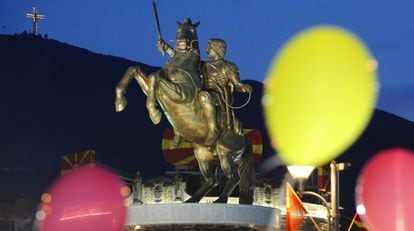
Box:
263;26;378;166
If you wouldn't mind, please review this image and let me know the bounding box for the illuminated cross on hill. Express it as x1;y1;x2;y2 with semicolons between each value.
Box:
26;7;45;35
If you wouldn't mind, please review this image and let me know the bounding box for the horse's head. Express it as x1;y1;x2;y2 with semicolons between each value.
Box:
175;18;200;54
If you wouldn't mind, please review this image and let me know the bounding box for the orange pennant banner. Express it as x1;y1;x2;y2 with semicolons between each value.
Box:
286;182;308;231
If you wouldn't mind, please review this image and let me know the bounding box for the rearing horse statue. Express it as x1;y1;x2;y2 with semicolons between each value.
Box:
114;18;255;204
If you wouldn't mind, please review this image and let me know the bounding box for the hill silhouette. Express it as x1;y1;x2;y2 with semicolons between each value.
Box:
0;34;274;198
1;34;414;218
0;34;168;197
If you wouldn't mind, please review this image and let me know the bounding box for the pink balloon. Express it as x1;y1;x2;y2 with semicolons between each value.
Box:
38;165;127;231
355;148;414;231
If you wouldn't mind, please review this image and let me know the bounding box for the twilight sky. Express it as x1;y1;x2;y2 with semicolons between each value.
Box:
1;0;414;121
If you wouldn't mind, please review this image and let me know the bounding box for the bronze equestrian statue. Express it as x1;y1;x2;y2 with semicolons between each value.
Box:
114;17;255;204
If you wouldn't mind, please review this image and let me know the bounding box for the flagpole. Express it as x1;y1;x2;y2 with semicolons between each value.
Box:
308;215;322;231
331;161;340;231
347;213;358;231
330;161;350;231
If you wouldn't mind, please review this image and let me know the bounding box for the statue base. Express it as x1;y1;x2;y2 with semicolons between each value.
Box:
125;203;282;230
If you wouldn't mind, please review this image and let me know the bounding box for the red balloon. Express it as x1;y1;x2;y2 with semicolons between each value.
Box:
355;148;414;231
38;165;127;231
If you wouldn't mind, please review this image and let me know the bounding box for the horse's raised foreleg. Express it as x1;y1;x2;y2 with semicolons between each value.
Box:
115;66;147;112
146;72;195;124
185;145;218;203
146;73;162;124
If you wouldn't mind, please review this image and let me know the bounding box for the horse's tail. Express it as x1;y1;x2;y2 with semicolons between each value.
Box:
238;137;256;204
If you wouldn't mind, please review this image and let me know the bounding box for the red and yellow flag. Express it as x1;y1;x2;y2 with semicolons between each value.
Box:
286;182;308;231
61;149;96;175
162;128;263;166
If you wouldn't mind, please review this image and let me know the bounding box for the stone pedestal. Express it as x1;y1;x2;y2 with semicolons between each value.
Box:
125;203;282;230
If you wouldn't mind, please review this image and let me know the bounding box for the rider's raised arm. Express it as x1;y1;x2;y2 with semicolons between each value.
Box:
157;39;175;57
227;62;252;93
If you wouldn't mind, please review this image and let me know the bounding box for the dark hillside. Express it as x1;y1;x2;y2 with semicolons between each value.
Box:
1;34;414;219
0;34;168;197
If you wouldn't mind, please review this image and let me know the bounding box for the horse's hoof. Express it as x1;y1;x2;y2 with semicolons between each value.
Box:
184;198;199;203
213;197;228;204
115;102;126;112
115;97;128;112
149;109;162;124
